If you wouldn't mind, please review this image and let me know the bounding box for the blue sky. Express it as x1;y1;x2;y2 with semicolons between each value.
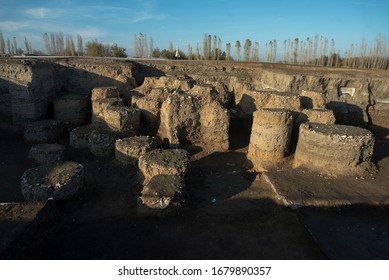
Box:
0;0;388;57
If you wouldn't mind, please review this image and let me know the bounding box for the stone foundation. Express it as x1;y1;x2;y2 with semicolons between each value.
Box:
294;122;375;176
138;149;190;184
300;90;326;109
28;143;66;164
88;129;117;157
53;93;91;127
248;109;293;169
21;161;84;201
24;120;64;142
91;86;120;101
158;92;229;151
115;136;157;165
139;174;185;210
296;109;336;125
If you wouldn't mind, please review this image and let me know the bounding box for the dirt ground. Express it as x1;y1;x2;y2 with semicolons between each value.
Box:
0;117;388;259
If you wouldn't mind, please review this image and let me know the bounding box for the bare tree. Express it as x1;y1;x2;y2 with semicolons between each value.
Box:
149;35;153;57
168;41;173;53
65;35;75;56
202;33;208;59
0;32;5;54
207;35;212;60
6;38;11;54
293;38;299;64
226;43;231;61
77;34;83;56
251;41;259;62
212;35;217;60
13;37;17;54
235;40;241;61
187;44;192;60
51;33;57;54
243;39;252;61
313;34;318;65
195;43;200;60
43;33;51;54
24;36;32;54
217;37;221;60
273;40;277;62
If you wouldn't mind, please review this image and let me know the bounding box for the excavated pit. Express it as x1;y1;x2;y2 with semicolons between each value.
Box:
1;57;389;260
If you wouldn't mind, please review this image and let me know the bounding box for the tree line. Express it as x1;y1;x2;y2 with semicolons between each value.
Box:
0;31;33;55
0;31;127;57
134;32;389;70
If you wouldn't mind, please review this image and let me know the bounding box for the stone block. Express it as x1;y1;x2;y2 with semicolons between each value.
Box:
138;149;190;184
296;109;336;125
300;90;326;109
103;105;140;137
54;93;91;126
91;86;120;101
24;120;64;142
28;143;66;164
294;122;375;176
248;109;293;169
115;136;157;165
139;174;185;210
21;161;84;201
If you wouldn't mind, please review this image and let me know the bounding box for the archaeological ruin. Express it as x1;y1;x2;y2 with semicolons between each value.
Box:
1;57;389;259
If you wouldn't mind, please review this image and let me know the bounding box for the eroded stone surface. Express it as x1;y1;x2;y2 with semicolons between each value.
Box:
139;174;185;210
24;120;64;142
21;161;84;201
294;122;375;176
28;143;66;164
248;109;293;169
54;93;91;127
91;86;120;101
115;136;157;165
138;149;190;184
158;92;229;151
296;109;336;125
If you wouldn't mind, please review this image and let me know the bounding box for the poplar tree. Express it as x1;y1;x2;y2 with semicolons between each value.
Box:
293;38;299;64
43;33;51;54
149;35;153;57
202;33;208;59
187;44;192;60
7;38;11;54
195;43;200;60
13;37;17;54
212;35;217;59
243;39;252;61
226;43;231;61
77;34;83;56
0;32;5;54
235;40;241;61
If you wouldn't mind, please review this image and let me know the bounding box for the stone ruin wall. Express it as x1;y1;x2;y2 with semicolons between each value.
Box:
2;57;388;211
0;58;137;125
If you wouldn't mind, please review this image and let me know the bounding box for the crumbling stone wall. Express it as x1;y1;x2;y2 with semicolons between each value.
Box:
158;92;229;152
248;109;293;169
294;122;375;176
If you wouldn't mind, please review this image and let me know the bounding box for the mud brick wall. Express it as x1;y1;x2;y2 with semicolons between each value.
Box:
294;122;375;176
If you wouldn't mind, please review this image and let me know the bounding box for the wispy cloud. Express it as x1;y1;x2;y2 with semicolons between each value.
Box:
132;12;168;23
24;7;64;19
77;26;105;38
0;21;31;31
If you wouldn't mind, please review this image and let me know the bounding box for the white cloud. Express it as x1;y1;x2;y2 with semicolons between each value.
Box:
132;12;167;23
24;7;63;19
77;26;105;39
0;21;31;31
